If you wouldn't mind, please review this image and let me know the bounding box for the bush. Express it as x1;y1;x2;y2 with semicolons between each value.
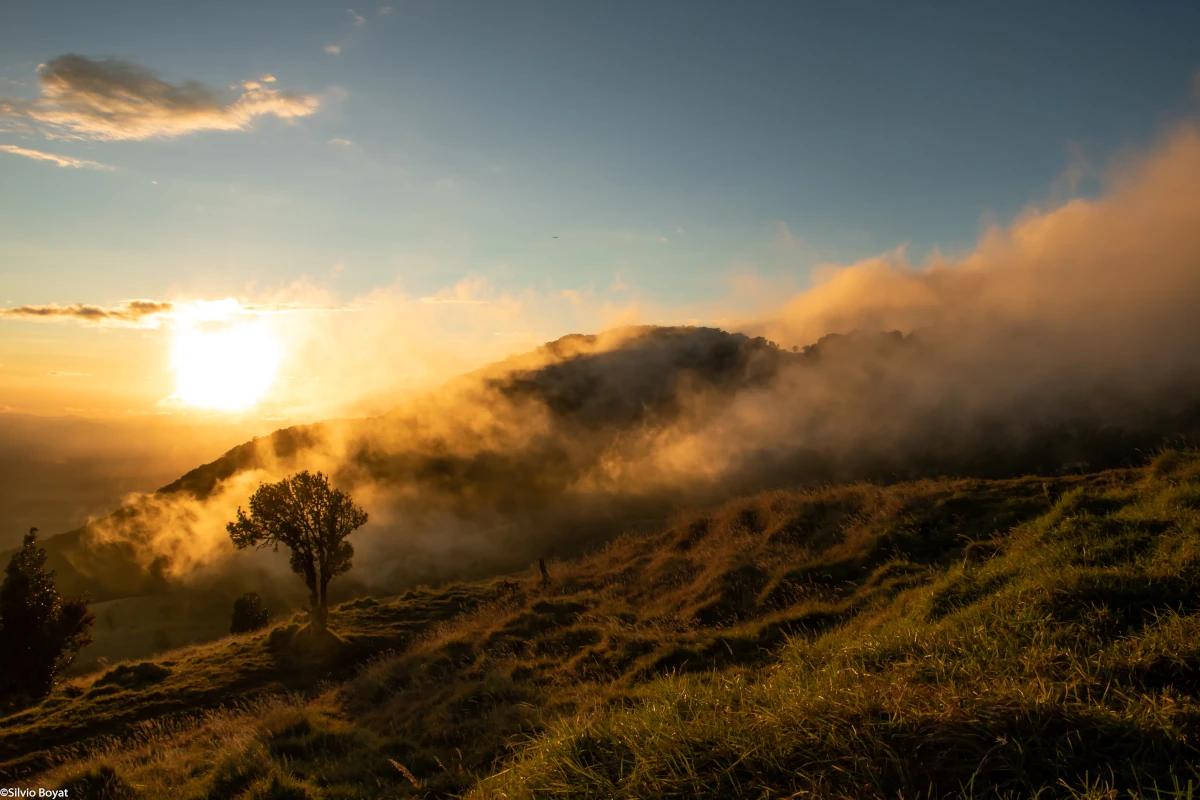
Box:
231;592;271;634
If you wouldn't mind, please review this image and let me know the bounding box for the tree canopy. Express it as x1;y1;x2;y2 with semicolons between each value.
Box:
227;471;367;630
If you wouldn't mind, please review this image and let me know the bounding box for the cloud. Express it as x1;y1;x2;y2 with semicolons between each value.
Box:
0;142;112;170
327;137;354;147
1;299;173;326
378;5;394;15
0;55;318;141
754;123;1200;370
324;44;342;56
348;8;366;25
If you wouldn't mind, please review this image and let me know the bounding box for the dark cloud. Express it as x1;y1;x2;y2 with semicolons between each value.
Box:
1;300;173;325
0;55;318;141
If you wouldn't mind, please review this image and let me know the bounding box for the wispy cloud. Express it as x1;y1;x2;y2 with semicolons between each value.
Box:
0;142;112;170
0;297;345;329
413;277;526;309
1;300;173;326
323;8;372;57
327;136;354;147
0;55;319;141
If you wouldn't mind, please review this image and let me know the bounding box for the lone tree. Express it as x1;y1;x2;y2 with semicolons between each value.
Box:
0;528;94;699
227;471;367;632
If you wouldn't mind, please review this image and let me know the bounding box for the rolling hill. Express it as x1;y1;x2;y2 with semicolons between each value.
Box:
3;449;1198;797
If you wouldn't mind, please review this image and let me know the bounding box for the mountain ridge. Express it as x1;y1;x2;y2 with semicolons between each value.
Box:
18;323;1200;612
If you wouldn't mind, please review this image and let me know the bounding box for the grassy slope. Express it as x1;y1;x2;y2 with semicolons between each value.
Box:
0;585;490;778
6;452;1200;799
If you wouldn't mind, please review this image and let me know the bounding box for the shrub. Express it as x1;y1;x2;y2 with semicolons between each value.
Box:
231;592;271;634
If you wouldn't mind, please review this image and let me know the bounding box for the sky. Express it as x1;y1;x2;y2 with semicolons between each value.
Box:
1;0;1199;421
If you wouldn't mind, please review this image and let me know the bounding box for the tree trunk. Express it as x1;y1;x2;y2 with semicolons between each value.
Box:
310;574;331;632
310;589;327;631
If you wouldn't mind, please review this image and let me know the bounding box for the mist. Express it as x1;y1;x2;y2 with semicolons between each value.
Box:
0;414;269;550
50;120;1200;604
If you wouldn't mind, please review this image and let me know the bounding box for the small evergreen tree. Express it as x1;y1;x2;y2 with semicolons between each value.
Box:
0;528;94;698
227;471;367;632
230;591;270;634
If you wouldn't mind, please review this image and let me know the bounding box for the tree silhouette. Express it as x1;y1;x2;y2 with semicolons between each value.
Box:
226;472;367;632
230;591;270;634
0;528;94;698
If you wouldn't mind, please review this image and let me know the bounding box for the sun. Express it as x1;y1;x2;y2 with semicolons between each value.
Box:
170;304;283;412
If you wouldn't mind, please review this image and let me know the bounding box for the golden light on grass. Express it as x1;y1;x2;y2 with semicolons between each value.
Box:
169;300;282;412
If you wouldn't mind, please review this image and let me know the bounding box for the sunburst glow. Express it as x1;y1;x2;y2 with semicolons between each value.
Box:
170;302;283;411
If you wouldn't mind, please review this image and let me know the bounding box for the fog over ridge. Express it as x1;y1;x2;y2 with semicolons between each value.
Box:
49;121;1200;599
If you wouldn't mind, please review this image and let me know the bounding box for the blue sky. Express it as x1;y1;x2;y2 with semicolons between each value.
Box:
0;1;1198;418
2;0;1198;307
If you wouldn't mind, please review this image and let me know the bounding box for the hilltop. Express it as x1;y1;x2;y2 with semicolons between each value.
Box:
25;326;792;601
4;449;1198;798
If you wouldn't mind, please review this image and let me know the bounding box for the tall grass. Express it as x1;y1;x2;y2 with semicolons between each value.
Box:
476;453;1200;798
11;451;1200;798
